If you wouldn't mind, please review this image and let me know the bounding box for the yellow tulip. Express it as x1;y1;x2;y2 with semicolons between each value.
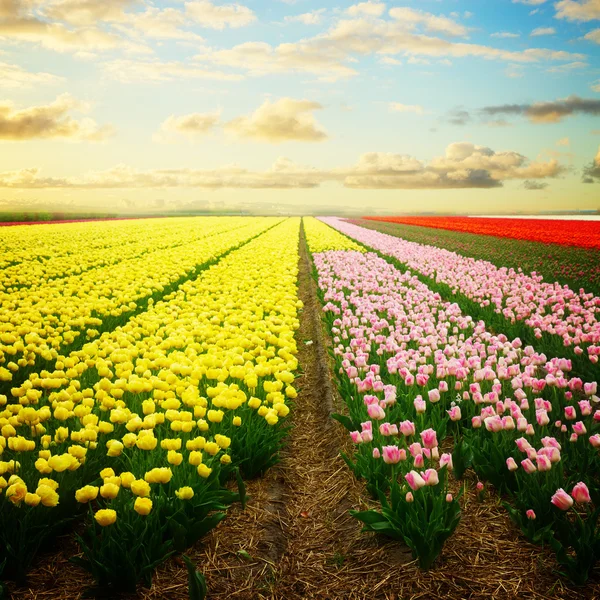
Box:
175;486;194;500
75;485;99;503
95;509;117;526
134;497;153;516
130;479;151;497
196;464;212;478
100;483;120;499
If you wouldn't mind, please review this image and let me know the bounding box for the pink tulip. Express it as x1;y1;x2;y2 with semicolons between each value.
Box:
367;404;386;420
406;491;414;503
484;416;503;432
372;448;381;459
502;416;515;430
521;458;537;474
584;382;597;396
578;400;592;416
405;470;426;491
414;453;425;468
536;455;552;472
526;509;536;520
422;469;439;486
551;489;573;511
472;416;482;428
439;453;453;470
420;428;438;449
536;409;550;427
589;434;600;448
447;406;462;421
414;397;426;414
408;442;422;458
446;493;453;502
573;421;587;436
542;437;561;450
571;482;591;504
506;457;518;471
379;423;394;436
564;406;577;420
476;481;484;492
350;431;363;444
428;389;441;403
382;445;402;464
399;420;416;437
515;437;531;452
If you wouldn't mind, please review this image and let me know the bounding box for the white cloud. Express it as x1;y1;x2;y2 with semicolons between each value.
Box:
505;64;525;78
547;60;589;72
346;2;386;17
379;56;402;65
0;62;64;88
284;9;326;25
0;142;563;191
102;59;244;83
156;111;220;142
491;32;520;38
389;102;424;114
114;7;205;41
194;13;585;81
584;27;600;43
40;0;137;26
224;97;328;143
555;0;600;22
195;41;358;81
531;26;556;36
389;7;469;37
556;137;570;146
592;80;600;92
184;1;256;29
0;0;150;53
512;0;549;5
0;93;114;141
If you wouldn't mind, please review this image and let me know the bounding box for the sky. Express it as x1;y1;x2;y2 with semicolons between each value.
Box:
0;0;600;215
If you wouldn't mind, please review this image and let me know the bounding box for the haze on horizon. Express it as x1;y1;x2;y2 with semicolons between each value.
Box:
0;0;599;215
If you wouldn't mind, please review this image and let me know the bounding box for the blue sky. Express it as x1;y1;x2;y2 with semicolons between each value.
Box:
0;0;599;214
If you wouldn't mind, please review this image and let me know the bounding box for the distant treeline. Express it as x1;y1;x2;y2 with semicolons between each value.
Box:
0;211;119;222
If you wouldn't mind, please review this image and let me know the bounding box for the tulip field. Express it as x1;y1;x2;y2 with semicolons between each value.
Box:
1;215;600;599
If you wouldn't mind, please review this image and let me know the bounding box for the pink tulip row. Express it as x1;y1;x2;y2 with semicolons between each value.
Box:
319;217;600;366
312;248;599;520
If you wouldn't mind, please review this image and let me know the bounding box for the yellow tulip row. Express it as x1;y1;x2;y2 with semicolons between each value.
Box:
0;217;283;387
303;217;365;253
0;217;251;284
0;217;301;523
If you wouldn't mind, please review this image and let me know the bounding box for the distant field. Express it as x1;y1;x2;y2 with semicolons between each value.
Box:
364;216;600;249
352;217;600;295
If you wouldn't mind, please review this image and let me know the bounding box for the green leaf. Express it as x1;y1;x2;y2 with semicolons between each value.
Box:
182;555;207;600
331;413;358;432
235;468;247;510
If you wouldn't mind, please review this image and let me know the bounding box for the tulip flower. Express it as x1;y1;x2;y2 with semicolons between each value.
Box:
382;445;402;464
551;489;574;511
405;470;426;491
571;482;591;504
420;428;438;449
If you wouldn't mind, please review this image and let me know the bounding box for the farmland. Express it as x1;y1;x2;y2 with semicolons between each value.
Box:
1;215;600;599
